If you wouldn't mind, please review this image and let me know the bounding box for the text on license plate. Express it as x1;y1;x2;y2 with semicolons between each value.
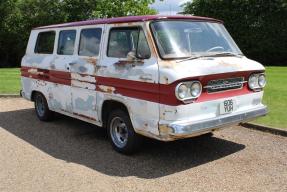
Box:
220;99;235;115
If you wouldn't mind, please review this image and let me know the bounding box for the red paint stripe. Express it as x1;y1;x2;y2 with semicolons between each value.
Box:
96;76;160;103
159;71;261;105
21;66;263;106
21;66;71;85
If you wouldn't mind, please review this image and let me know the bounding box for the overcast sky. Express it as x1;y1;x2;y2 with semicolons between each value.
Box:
150;0;191;15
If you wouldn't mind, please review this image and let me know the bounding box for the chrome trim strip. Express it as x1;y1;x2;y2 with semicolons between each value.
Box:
204;81;247;89
166;106;268;136
205;77;246;93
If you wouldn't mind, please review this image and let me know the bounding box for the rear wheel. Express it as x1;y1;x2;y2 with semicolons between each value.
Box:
107;109;142;154
34;92;54;121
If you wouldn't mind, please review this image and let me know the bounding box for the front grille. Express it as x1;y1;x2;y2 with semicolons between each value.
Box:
205;77;245;93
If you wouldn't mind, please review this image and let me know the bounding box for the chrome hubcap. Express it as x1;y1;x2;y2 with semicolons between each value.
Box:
110;117;128;148
36;95;45;117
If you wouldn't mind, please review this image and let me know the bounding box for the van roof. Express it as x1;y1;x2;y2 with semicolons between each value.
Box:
34;15;223;30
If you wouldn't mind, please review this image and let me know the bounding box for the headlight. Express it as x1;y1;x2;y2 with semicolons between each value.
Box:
248;75;258;89
258;74;266;88
248;73;266;90
177;84;189;99
190;82;202;97
175;81;202;101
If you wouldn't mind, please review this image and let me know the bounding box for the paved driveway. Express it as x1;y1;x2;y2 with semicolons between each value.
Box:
0;98;286;192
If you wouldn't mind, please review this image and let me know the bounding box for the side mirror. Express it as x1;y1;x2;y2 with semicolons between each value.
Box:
127;50;137;61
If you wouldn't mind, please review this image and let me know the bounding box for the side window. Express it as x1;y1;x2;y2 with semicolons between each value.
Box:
137;30;151;59
108;27;151;59
35;31;55;54
57;30;76;55
79;28;102;57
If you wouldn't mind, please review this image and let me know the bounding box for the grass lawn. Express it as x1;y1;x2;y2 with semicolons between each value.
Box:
253;67;287;128
0;67;286;128
0;68;20;94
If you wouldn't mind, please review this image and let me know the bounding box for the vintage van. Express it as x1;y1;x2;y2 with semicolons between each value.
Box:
21;15;267;154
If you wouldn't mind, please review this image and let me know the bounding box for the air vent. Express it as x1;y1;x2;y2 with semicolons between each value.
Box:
205;77;245;93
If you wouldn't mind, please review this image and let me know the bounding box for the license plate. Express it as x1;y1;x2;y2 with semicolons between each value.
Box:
220;99;235;115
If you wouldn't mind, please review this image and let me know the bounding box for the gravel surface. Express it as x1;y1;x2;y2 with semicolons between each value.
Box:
0;98;286;192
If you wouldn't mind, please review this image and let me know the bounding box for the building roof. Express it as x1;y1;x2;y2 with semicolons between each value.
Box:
34;15;222;30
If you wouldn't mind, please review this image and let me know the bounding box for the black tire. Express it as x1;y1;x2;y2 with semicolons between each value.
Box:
34;92;54;121
107;109;142;154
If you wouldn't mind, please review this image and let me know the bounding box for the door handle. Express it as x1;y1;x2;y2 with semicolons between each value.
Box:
67;62;77;70
69;62;77;66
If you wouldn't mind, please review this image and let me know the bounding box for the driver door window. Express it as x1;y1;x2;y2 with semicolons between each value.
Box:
107;27;150;59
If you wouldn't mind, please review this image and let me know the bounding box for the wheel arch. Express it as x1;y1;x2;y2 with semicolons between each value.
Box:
101;99;131;128
31;90;42;101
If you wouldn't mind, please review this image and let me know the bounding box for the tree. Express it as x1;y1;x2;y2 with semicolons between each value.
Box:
0;0;16;66
0;0;157;67
61;0;157;21
183;0;287;65
94;0;157;18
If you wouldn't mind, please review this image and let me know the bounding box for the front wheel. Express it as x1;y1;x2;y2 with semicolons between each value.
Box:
107;109;142;154
34;92;54;121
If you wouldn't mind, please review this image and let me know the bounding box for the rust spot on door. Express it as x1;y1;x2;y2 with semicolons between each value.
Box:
114;60;144;67
85;57;97;66
98;85;116;94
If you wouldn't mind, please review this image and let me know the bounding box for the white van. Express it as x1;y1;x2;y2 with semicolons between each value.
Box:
21;15;267;154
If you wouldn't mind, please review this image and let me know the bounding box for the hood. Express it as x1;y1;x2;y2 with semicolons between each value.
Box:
158;56;265;84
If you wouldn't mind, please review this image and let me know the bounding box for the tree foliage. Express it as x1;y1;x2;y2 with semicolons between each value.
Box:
0;0;157;67
183;0;287;66
0;0;16;63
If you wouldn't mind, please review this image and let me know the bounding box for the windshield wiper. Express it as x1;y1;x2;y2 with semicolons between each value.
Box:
176;52;244;63
176;55;209;63
207;52;244;57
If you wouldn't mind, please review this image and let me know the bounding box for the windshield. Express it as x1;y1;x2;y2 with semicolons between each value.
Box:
150;20;242;59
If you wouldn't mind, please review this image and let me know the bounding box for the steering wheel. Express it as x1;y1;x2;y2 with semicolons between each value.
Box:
207;46;224;52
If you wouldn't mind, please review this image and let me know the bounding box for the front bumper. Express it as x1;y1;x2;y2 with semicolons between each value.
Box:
159;106;267;140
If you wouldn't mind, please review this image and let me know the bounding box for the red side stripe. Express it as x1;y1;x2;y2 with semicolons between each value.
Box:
21;66;262;106
96;76;160;103
21;66;71;85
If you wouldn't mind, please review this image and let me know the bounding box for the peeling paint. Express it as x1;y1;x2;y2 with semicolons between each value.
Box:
20;18;266;142
75;96;95;111
72;80;96;90
84;57;97;66
114;60;144;67
98;85;116;94
50;98;63;109
71;73;96;83
158;124;173;136
35;80;47;86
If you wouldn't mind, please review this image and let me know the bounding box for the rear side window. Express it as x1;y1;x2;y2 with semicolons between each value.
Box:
35;31;55;54
108;27;151;59
79;28;102;57
57;30;76;55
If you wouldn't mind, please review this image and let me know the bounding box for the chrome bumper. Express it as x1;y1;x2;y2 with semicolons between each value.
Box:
160;106;267;139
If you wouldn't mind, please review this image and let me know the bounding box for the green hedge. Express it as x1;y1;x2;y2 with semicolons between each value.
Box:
0;0;156;68
183;0;287;66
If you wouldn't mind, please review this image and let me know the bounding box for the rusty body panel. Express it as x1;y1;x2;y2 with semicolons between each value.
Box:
21;16;267;141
